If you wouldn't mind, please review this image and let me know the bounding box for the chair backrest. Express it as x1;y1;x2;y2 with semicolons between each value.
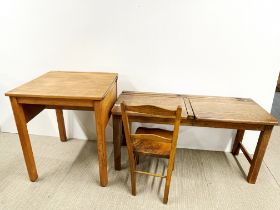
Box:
120;102;182;154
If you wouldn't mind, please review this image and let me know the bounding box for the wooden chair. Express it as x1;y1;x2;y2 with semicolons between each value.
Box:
120;102;182;204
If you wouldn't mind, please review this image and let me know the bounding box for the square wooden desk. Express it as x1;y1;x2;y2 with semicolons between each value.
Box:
111;91;278;184
5;71;118;187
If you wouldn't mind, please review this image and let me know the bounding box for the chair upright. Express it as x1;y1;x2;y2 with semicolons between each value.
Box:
120;102;182;204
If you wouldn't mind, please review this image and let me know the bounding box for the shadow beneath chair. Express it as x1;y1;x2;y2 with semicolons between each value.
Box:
67;142;250;203
112;148;168;201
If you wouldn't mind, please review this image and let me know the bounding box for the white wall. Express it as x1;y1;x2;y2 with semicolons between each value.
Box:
1;0;280;153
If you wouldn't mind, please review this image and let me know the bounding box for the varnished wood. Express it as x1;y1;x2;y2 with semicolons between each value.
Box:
132;133;172;143
183;98;195;119
232;129;245;155
99;84;118;126
56;109;67;142
185;119;266;131
117;115;267;131
112;91;278;185
122;90;181;97
6;71;118;187
134;170;167;178
93;83;117;187
17;97;94;107
94;102;108;187
46;105;93;111
112;91;277;129
121;103;137;195
10;97;38;181
126;105;177;117
247;126;273;184
118;91;278;125
133;128;172;158
111;92;188;120
113;115;123;170
5;71;118;100
163;106;182;204
189;96;277;125
121;102;182;204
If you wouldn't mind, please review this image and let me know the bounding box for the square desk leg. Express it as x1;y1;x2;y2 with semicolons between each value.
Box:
113;115;123;170
232;129;245;155
55;109;67;142
247;126;273;184
94;102;108;187
232;126;274;184
10;97;38;181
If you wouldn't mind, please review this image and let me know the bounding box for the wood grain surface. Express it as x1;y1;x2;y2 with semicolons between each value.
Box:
111;91;188;120
5;71;118;100
188;96;278;125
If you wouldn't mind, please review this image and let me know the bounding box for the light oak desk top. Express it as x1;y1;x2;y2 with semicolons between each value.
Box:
6;71;118;187
112;91;278;184
6;71;118;100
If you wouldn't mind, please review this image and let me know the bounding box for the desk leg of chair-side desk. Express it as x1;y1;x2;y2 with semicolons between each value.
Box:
113;115;123;170
232;129;245;155
10;97;38;182
55;109;67;142
247;126;273;184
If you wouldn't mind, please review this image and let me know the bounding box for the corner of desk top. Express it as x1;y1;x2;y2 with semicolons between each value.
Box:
271;118;279;126
98;75;118;100
5;91;15;97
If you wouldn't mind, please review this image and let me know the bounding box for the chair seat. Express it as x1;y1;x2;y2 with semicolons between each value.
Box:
133;127;173;158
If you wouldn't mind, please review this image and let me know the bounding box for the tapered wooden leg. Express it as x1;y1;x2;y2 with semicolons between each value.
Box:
232;129;245;155
113;115;122;170
131;156;136;196
56;109;67;142
163;160;174;204
10;97;38;182
247;126;273;184
94;103;108;187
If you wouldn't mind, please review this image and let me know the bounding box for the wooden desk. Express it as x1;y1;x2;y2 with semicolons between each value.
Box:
5;71;118;187
111;91;278;184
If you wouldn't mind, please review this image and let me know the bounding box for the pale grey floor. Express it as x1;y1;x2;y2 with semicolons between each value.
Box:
1;127;280;210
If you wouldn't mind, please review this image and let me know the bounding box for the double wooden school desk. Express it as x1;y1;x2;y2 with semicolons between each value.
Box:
111;91;278;184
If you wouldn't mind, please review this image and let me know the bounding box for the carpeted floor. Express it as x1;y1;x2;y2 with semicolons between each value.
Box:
0;127;280;210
